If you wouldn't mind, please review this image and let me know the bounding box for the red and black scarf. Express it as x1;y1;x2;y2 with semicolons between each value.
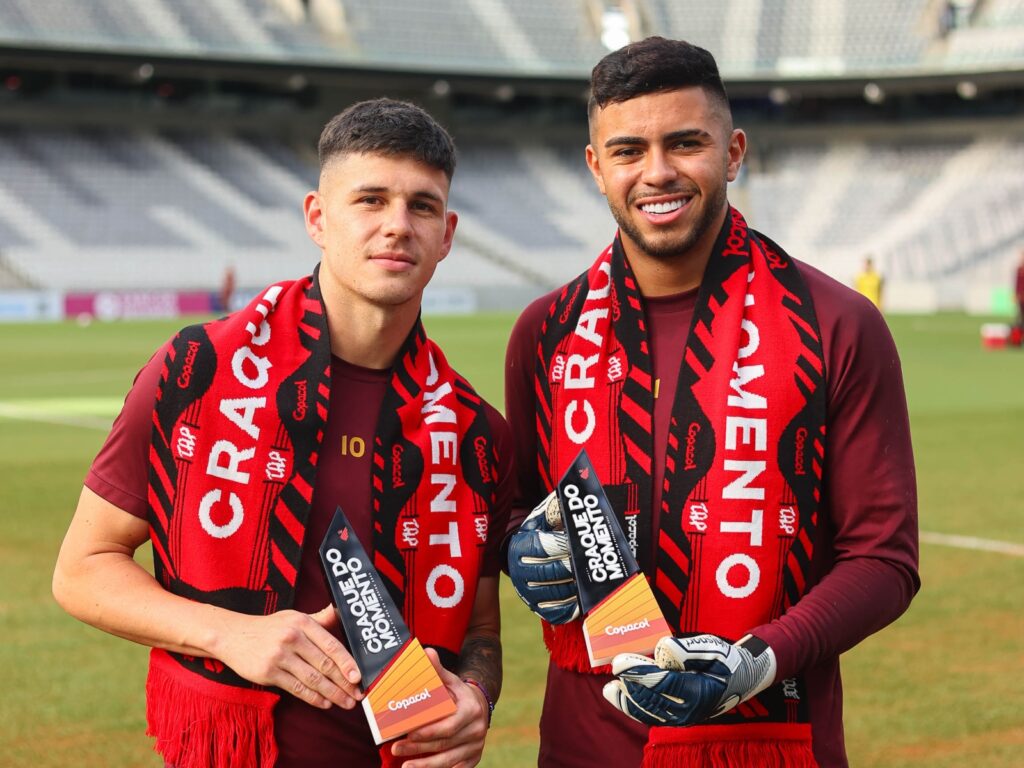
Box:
145;269;497;768
537;208;825;766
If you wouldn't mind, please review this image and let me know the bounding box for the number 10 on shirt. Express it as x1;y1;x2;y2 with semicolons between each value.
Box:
340;434;366;457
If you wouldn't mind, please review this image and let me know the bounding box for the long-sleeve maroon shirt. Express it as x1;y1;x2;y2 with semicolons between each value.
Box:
504;257;919;768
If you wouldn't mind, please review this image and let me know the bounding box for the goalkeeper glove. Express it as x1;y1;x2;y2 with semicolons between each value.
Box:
507;491;580;625
602;633;776;726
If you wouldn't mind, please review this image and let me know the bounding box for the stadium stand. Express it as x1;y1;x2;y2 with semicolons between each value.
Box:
883;137;1024;279
0;126;538;292
0;0;330;57
741;131;1024;290
340;0;612;74
0;0;1021;313
2;0;1020;72
3;122;1020;306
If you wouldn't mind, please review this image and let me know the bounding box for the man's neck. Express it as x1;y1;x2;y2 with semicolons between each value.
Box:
321;285;420;370
625;249;710;297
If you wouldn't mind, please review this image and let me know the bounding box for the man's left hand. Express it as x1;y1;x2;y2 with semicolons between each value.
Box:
389;648;490;768
602;634;776;727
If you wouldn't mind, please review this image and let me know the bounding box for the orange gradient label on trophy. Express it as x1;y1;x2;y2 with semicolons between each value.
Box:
363;637;457;745
582;572;672;665
557;450;671;666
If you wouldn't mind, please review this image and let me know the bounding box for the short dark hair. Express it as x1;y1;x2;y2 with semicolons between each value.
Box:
318;98;456;180
588;37;729;117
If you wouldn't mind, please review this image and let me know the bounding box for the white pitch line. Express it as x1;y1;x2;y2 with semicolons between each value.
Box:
921;531;1024;558
0;403;113;431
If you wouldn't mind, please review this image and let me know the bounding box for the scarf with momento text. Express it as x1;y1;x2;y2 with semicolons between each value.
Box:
145;270;497;768
536;208;825;767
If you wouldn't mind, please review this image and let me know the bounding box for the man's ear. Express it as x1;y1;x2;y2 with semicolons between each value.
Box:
303;190;324;247
438;210;458;261
726;129;747;183
585;144;607;196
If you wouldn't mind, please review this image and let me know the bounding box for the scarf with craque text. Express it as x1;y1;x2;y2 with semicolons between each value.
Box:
145;269;497;768
536;208;825;766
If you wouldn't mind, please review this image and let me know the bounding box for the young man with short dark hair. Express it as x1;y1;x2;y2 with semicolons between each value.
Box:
54;98;508;768
506;37;918;768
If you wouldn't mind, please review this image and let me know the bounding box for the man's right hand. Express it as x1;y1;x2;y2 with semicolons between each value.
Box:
214;605;363;710
507;491;580;624
53;490;363;711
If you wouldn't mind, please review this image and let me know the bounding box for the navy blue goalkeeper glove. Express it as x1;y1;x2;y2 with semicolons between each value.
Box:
602;634;776;726
507;491;580;625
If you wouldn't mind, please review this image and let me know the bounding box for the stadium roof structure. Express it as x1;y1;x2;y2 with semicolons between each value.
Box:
2;0;1024;78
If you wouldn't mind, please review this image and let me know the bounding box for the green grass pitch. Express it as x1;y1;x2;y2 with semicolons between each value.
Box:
1;312;1022;766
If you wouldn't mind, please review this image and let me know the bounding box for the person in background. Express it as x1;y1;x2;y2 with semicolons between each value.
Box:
1015;248;1024;324
504;37;918;768
854;255;884;310
218;262;236;313
53;98;510;768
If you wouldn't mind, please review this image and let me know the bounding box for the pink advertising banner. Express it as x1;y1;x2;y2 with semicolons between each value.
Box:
64;291;214;320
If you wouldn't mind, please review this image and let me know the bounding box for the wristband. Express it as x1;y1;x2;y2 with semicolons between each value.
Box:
461;677;494;727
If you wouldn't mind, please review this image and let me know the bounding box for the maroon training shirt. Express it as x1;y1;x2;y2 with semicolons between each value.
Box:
504;258;919;768
87;350;513;768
